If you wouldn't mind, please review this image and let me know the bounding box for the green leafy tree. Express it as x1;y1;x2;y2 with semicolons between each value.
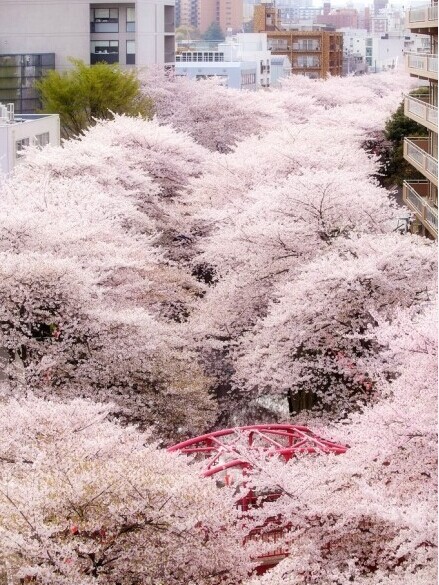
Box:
202;22;225;41
36;59;153;138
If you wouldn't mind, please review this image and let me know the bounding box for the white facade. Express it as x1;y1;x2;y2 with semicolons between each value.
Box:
340;27;408;72
175;61;258;90
0;0;175;71
270;54;291;87
219;33;271;87
0;107;60;175
176;33;273;88
366;32;405;72
339;28;368;59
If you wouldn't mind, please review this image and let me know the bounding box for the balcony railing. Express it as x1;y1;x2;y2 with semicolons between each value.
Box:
403;180;438;237
404;137;438;185
268;46;321;52
406;3;438;26
404;94;438;132
406;53;438;79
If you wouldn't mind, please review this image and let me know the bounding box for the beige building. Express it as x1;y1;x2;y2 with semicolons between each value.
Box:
176;0;200;29
403;1;438;239
0;0;175;71
176;0;244;36
254;3;343;79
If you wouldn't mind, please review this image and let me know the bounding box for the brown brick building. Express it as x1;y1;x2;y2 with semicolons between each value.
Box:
253;3;343;79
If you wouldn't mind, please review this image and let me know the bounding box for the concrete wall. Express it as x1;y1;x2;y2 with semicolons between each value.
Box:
175;60;256;89
0;0;175;70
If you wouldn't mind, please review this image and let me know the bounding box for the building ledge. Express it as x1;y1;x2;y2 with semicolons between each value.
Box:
405;3;438;30
404;94;438;133
403;180;438;238
406;52;438;81
404;137;438;186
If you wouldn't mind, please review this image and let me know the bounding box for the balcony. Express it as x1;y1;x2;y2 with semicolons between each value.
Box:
406;52;438;80
404;94;438;132
403;180;438;237
404;137;438;185
90;53;119;65
406;3;438;30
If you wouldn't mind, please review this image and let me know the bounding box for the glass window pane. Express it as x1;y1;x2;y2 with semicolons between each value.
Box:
94;9;110;19
91;41;119;54
35;132;50;147
127;7;135;22
127;41;135;55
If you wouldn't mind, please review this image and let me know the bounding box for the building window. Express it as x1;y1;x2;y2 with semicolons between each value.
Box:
127;40;135;65
127;7;135;32
90;41;119;65
15;137;30;158
294;40;320;51
0;53;55;114
90;8;119;33
35;132;50;148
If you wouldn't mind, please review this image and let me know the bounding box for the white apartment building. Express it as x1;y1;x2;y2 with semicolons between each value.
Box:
176;33;274;88
0;103;60;175
340;27;410;72
220;33;272;87
0;0;175;71
175;61;258;90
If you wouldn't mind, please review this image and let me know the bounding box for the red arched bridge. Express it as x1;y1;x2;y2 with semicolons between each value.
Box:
169;424;347;572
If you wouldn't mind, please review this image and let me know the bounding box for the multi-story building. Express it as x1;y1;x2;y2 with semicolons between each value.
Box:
176;0;200;29
364;32;404;72
0;53;55;114
176;0;244;36
265;30;342;78
403;1;438;239
175;33;271;88
253;2;342;78
0;1;175;75
315;7;359;30
0;102;60;175
175;60;257;89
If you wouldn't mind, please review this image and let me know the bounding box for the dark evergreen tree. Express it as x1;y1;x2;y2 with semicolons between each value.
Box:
202;22;225;41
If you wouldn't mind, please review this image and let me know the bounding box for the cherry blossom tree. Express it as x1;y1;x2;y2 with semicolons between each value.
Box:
232;233;436;418
0;116;216;439
0;67;436;585
141;68;281;153
0;398;252;584
245;305;437;584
